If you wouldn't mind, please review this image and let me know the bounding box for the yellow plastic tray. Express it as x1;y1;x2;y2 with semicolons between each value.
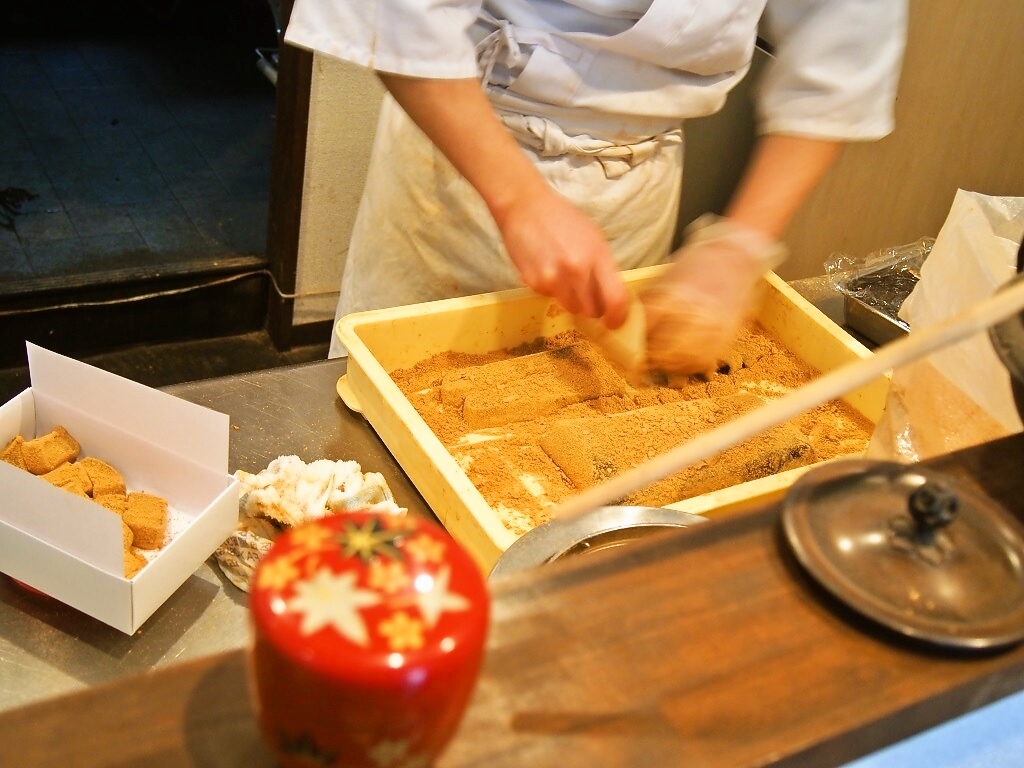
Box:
337;266;890;573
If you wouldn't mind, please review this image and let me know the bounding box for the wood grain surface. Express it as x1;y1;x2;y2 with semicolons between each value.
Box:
3;434;1024;767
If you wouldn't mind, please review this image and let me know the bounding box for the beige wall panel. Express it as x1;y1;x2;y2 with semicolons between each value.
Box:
679;54;763;238
293;54;383;326
779;0;1024;279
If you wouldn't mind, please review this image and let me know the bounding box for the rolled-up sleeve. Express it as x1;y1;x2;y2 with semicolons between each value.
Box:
757;0;908;140
284;0;483;79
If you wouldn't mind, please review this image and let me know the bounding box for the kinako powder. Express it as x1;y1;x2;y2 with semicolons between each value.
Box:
389;324;874;536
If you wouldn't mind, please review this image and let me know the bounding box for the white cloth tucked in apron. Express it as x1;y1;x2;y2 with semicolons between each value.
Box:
498;111;682;179
329;94;683;357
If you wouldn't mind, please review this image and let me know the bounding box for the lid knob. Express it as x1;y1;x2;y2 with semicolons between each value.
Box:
890;480;959;566
908;482;959;535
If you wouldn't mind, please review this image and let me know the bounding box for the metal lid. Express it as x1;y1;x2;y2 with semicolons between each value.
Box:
782;459;1024;650
489;506;707;579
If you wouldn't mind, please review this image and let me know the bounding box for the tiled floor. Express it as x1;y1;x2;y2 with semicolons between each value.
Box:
0;0;278;293
0;1;299;393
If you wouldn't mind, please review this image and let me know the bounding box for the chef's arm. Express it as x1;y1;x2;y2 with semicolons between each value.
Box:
723;133;842;239
378;73;631;327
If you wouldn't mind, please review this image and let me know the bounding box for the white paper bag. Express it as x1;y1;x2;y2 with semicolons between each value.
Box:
867;189;1024;461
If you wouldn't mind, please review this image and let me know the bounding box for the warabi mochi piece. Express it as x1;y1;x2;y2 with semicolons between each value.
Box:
540;393;817;507
1;436;26;470
78;456;127;497
123;492;169;550
441;343;629;429
124;548;148;579
22;426;81;475
41;462;92;497
95;493;128;515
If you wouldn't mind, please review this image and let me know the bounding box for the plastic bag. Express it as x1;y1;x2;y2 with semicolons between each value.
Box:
825;237;934;334
866;189;1024;462
214;456;406;592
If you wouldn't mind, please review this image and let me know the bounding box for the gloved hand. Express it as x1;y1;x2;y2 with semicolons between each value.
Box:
640;215;787;375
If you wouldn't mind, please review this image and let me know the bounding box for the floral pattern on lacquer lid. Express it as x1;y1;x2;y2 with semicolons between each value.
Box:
250;511;489;686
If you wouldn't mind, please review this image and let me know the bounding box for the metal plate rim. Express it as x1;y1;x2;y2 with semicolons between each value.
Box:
489;505;707;579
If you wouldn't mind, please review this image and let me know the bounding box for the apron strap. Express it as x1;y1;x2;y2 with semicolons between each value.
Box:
475;11;535;88
498;111;683;179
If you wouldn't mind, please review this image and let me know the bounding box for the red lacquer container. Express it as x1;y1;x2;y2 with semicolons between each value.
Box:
248;512;489;767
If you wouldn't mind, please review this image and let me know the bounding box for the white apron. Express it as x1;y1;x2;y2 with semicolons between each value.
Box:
328;95;685;357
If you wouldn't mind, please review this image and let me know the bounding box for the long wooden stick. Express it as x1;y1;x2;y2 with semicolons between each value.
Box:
550;276;1024;522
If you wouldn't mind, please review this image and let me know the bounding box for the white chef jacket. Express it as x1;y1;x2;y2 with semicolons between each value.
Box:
285;0;908;142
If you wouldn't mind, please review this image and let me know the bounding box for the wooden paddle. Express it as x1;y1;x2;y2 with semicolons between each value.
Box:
551;274;1024;522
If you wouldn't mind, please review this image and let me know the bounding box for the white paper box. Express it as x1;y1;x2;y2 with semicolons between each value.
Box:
0;344;239;634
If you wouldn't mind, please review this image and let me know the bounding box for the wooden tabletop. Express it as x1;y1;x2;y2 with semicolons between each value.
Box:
3;433;1024;767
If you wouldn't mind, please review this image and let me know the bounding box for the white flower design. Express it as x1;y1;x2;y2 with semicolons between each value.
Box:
412;564;471;629
286;568;382;645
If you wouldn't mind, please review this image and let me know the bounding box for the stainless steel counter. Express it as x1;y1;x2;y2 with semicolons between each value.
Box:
0;358;431;713
0;287;852;714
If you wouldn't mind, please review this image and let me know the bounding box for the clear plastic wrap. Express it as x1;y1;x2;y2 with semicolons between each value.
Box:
214;456;406;592
825;238;934;335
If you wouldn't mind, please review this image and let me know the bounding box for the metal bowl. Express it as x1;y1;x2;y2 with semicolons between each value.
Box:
489;506;707;579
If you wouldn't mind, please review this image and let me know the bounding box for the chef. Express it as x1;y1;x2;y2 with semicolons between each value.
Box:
285;1;908;373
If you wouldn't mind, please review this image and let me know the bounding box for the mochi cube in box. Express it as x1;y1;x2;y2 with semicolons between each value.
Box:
0;343;239;634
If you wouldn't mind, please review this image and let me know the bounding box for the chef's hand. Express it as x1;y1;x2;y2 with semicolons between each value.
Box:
496;186;631;329
641;215;787;375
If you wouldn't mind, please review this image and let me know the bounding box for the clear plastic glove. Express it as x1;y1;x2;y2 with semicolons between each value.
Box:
641;215;787;375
